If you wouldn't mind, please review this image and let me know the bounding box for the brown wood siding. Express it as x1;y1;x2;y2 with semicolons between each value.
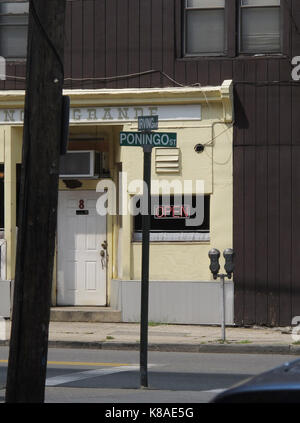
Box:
3;0;300;326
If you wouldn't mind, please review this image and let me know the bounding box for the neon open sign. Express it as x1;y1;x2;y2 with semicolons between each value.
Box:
154;205;191;219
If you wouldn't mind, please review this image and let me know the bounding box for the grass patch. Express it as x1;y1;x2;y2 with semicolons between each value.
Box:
292;340;300;345
236;340;252;344
106;336;114;340
148;321;165;327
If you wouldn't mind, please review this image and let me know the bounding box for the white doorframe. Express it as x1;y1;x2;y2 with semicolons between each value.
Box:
0;239;6;280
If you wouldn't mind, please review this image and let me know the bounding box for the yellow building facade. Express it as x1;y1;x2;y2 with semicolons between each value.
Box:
0;81;234;324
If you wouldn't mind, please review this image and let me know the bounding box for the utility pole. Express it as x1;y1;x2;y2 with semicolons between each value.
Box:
5;0;67;403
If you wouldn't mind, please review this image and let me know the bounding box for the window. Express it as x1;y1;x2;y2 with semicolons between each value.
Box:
184;0;226;56
133;195;210;242
240;0;281;54
183;0;283;57
0;1;29;59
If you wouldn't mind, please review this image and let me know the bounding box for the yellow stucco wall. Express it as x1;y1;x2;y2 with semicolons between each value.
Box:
118;106;233;282
0;126;22;280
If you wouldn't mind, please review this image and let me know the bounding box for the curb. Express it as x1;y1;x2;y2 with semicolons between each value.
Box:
1;340;300;355
45;341;300;355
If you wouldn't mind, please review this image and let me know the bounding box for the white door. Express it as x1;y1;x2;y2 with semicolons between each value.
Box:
57;191;107;306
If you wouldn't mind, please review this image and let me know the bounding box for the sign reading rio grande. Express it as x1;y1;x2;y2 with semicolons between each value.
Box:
0;104;201;124
120;131;177;147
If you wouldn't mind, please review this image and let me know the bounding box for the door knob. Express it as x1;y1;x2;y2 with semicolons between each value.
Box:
101;240;107;250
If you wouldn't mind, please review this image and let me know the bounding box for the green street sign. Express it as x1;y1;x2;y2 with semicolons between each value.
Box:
138;115;158;131
120;131;177;148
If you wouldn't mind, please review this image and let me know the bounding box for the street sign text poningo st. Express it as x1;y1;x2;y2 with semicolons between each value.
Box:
120;131;177;147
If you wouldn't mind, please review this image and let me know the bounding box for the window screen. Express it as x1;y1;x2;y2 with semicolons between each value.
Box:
240;0;281;54
185;0;226;56
60;151;94;176
0;2;29;59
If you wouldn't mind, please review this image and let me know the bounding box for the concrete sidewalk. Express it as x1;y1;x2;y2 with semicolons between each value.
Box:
1;320;300;355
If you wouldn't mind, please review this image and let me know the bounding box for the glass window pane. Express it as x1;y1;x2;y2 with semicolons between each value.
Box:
0;2;29;14
187;0;224;8
0;15;28;25
241;7;280;53
133;195;210;233
0;2;28;58
0;2;29;15
60;152;92;176
241;0;280;6
186;9;225;54
0;26;27;58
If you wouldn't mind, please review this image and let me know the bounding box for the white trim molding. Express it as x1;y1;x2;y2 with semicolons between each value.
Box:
0;239;6;281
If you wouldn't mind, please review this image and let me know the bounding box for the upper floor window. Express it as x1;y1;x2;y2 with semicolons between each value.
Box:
0;1;29;59
184;0;226;56
184;0;282;57
240;0;281;54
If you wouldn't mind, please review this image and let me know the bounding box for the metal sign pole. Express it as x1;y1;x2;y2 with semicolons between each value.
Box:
220;274;226;342
140;143;152;388
120;115;177;389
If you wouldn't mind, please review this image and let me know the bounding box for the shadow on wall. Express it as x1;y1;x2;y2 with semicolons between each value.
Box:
233;89;249;130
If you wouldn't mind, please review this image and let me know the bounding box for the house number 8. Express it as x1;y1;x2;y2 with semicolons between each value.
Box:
79;200;85;209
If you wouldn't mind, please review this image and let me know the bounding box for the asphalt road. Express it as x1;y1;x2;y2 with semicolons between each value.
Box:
0;347;298;403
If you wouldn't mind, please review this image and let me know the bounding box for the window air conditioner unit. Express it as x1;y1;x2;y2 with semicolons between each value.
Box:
59;150;101;178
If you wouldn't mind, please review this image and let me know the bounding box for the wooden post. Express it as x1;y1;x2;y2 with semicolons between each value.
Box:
5;0;66;403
